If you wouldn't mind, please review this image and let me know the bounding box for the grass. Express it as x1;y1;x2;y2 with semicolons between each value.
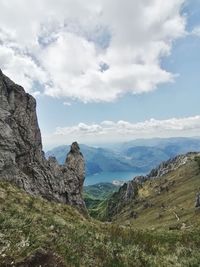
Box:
0;158;200;266
0;183;200;266
83;183;119;218
105;158;200;230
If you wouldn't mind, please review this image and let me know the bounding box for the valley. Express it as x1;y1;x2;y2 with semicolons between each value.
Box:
1;71;200;266
46;137;200;184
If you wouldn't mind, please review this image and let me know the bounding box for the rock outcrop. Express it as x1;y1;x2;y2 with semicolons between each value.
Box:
0;69;86;213
106;181;138;219
147;154;192;179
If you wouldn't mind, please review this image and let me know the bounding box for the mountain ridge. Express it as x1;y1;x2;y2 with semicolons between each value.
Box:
46;138;200;178
102;152;200;225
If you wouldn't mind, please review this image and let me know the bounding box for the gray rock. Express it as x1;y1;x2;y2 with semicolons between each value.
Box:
106;180;138;219
147;154;190;179
0;69;87;214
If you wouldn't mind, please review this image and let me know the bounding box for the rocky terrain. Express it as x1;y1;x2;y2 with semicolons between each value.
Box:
1;70;200;266
0;69;86;213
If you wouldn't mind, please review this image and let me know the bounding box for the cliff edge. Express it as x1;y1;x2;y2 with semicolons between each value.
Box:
0;69;86;213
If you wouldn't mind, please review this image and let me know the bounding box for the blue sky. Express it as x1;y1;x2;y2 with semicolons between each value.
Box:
0;0;200;149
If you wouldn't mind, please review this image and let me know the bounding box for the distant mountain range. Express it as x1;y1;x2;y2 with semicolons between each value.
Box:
46;137;200;176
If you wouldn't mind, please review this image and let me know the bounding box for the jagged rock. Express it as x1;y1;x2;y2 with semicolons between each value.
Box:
147;154;193;179
0;69;87;213
106;181;138;219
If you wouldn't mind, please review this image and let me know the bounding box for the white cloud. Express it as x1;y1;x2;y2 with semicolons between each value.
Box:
0;0;186;102
42;115;200;147
0;45;48;92
63;101;71;106
191;26;200;37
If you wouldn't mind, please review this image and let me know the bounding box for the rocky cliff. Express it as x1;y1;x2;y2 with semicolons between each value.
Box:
0;69;86;213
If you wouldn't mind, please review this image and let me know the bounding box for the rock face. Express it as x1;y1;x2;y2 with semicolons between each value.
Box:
106;181;138;219
147;154;191;179
0;69;86;213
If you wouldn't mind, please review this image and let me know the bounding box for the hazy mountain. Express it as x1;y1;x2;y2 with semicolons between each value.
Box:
46;144;142;175
46;137;200;176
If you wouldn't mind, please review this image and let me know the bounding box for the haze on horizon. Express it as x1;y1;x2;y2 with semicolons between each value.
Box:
0;0;200;149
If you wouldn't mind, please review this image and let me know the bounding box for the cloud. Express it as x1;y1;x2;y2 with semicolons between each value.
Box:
0;0;186;102
0;45;48;93
42;115;200;147
63;101;71;106
191;26;200;37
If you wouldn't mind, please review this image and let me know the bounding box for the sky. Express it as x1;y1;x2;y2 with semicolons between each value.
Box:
0;0;200;149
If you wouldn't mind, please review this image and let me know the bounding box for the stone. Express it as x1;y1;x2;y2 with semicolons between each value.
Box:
0;69;87;214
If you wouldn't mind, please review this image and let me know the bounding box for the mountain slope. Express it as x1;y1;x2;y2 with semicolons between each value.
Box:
83;182;120;217
103;153;200;230
1;180;200;267
84;182;120;200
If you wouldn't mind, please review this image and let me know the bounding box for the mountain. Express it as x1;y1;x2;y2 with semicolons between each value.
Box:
117;137;200;151
46;137;200;177
46;144;142;175
0;69;86;213
101;152;200;227
1;70;200;266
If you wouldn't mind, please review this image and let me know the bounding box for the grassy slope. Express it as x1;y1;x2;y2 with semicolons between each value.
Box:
1;180;200;266
110;159;200;231
83;183;119;217
84;183;120;200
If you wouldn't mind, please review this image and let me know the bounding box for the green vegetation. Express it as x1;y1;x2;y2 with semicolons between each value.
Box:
104;158;200;231
1;158;200;266
84;183;120;200
1;176;200;266
83;183;119;219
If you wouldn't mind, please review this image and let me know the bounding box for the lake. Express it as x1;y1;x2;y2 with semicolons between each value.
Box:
85;171;146;186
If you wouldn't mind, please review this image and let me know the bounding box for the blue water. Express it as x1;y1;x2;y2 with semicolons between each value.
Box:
85;171;146;186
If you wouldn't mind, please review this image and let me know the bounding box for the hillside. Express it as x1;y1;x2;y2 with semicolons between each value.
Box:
84;182;120;200
103;154;200;230
1;181;200;266
46;137;200;177
83;183;120;217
